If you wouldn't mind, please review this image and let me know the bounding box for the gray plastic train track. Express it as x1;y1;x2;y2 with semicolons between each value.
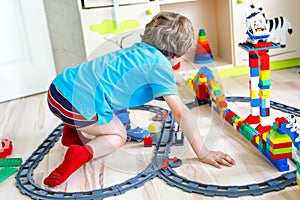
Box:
15;98;299;199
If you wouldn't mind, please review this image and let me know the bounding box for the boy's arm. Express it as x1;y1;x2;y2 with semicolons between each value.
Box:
163;95;236;168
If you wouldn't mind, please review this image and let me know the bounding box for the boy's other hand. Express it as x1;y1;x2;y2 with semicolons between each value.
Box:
199;150;236;168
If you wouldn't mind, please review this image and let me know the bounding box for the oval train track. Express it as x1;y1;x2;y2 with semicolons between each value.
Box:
15;98;298;199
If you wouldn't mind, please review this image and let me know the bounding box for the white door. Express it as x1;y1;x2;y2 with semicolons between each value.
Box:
0;0;56;102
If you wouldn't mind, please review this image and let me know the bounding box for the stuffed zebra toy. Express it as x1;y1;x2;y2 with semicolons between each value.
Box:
249;3;293;48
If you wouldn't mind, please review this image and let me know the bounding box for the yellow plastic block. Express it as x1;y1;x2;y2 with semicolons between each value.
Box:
148;122;157;133
250;89;257;98
234;118;243;126
199;77;207;83
255;135;260;145
269;135;292;144
259;70;270;80
262;132;267;142
259;89;271;99
186;79;194;89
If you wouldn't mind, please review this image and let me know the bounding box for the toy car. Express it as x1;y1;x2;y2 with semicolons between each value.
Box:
126;127;149;142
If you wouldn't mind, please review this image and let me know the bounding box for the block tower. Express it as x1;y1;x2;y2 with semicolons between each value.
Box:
194;29;214;64
242;45;274;134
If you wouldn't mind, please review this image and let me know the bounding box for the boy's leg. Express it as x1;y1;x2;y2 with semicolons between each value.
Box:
44;115;127;187
61;124;91;147
81;114;127;158
44;144;93;187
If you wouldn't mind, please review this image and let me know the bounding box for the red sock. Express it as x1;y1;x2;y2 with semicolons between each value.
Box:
44;145;93;187
61;125;91;147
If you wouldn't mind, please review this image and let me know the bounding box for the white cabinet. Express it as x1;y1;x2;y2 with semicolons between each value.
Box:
82;0;149;8
159;0;299;69
159;0;233;69
231;0;300;67
76;0;299;68
78;0;160;60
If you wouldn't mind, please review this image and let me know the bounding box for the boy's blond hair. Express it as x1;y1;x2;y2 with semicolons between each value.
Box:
141;11;195;57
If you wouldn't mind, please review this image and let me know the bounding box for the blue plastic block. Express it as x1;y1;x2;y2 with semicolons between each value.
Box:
251;98;260;107
199;67;214;80
250;67;259;77
260;108;268;117
263;151;289;172
249;53;258;59
261;99;268;108
258;84;271;90
279;123;295;140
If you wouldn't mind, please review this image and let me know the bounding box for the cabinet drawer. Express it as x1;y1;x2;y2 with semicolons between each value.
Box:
83;0;150;8
79;1;159;60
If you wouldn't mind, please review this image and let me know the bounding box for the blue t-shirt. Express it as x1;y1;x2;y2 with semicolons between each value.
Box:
52;42;178;124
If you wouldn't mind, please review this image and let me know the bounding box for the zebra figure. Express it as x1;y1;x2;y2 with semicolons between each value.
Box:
249;3;293;48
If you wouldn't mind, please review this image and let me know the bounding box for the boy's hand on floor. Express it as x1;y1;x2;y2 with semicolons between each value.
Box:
199;151;236;168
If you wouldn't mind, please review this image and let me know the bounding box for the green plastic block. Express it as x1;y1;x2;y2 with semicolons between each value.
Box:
0;167;18;183
0;158;22;167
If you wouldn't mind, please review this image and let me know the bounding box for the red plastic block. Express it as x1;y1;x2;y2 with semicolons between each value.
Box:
275;117;288;127
252;134;259;145
269;141;292;149
218;101;227;108
236;121;244;131
0;139;13;158
254;41;272;48
269;152;292;160
243;114;260;125
259;54;270;70
249;53;258;68
256;125;271;134
143;136;153;147
195;84;207;100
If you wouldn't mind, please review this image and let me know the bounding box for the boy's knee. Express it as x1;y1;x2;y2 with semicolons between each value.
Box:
113;131;126;146
119;131;127;144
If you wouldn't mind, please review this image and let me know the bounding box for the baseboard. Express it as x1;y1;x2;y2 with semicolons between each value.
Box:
216;58;300;78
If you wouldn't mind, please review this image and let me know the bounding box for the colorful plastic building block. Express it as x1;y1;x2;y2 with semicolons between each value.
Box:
0;167;18;183
0;158;22;167
191;65;296;171
194;29;214;64
143;136;153;147
0;139;13;158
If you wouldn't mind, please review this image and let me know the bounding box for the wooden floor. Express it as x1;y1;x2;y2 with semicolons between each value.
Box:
0;68;300;200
